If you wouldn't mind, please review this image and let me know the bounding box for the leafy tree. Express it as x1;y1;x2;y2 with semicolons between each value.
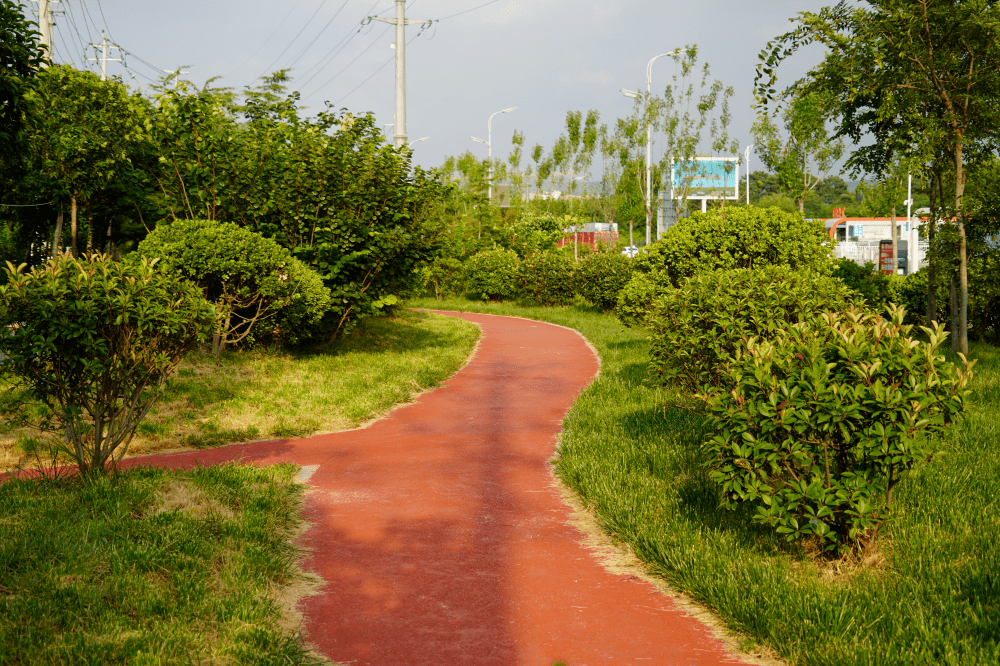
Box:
21;65;147;257
0;0;45;176
0;253;216;475
756;0;1000;355
751;91;845;214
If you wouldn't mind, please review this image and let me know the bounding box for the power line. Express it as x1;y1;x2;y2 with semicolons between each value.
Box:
257;0;337;82
294;0;381;85
224;0;308;78
437;0;503;21
285;0;351;72
331;28;421;106
302;23;390;94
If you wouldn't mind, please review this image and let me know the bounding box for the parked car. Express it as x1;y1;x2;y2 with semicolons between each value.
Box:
621;246;643;258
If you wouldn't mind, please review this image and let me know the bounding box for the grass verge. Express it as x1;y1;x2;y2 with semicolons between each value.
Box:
0;462;323;665
1;310;480;470
411;296;1000;666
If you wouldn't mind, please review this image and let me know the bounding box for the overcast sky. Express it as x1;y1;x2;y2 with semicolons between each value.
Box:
29;0;836;175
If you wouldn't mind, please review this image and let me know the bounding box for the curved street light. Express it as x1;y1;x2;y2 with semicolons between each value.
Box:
621;50;685;245
471;106;516;202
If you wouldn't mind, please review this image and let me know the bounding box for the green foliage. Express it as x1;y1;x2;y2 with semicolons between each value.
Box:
704;308;972;553
499;209;564;257
633;206;834;287
516;252;576;306
647;266;861;401
831;258;893;312
0;0;45;174
0;253;216;474
614;270;667;329
575;252;633;310
137;219;329;353
463;248;521;301
269;257;333;346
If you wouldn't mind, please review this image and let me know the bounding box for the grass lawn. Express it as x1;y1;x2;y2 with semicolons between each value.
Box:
1;309;480;470
0;463;321;665
411;296;1000;666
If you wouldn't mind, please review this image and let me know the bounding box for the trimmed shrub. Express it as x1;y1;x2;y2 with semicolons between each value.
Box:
0;253;216;474
614;270;669;329
516;252;576;306
633;206;834;287
270;257;333;346
704;308;972;553
463;248;521;301
137;219;330;354
647;266;862;400
576;252;633;310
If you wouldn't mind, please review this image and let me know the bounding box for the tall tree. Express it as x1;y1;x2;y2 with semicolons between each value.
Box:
0;0;45;176
751;91;844;213
756;0;1000;355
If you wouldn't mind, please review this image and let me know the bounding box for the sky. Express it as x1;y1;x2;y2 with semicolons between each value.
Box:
25;0;837;176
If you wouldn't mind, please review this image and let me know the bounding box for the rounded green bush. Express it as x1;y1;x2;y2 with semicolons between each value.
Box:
614;270;669;329
647;265;863;400
575;252;633;310
704;308;971;553
463;248;521;301
516;252;576;306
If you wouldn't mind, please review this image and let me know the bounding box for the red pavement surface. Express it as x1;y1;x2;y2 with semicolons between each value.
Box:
121;311;753;666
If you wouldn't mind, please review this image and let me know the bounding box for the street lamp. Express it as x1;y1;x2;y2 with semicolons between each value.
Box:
621;49;685;245
745;144;754;205
471;106;516;203
408;136;429;146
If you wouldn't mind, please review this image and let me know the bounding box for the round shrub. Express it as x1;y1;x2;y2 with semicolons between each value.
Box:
704;308;971;553
516;252;576;306
137;219;330;354
576;252;633;310
647;265;863;400
463;248;520;301
270;257;333;346
614;270;669;329
633;206;834;287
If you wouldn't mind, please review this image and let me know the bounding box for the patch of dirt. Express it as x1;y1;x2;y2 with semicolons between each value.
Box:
154;478;233;520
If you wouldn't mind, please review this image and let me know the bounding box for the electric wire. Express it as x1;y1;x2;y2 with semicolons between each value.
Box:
436;0;503;21
301;23;390;94
331;28;422;106
294;0;381;85
257;0;337;81
285;0;351;72
224;0;308;78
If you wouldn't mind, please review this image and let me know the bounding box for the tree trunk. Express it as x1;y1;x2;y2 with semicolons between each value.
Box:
950;275;959;351
52;206;63;258
797;196;805;214
926;174;938;325
954;142;969;356
70;195;78;257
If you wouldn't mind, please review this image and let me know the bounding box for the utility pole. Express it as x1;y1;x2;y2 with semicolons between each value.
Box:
31;0;57;65
88;33;122;81
369;1;431;149
163;67;191;89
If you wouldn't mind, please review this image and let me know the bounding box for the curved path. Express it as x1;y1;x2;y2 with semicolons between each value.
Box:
125;312;753;666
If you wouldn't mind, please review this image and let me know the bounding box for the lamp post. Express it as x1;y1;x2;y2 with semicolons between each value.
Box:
472;107;515;203
621;49;684;245
745;144;754;205
408;136;429;147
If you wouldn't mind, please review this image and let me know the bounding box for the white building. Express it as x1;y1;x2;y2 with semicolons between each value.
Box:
825;209;929;275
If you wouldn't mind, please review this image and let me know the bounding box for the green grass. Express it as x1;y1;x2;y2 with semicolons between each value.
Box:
1;310;480;468
411;296;1000;666
0;463;323;665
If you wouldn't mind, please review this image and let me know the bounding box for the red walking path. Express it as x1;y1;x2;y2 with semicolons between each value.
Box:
124;312;756;666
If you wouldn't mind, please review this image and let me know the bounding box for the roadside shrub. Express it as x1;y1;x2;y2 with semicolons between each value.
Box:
614;270;669;329
647;266;862;400
704;307;972;554
463;248;520;301
633;206;834;287
576;252;633;310
269;257;333;346
516;252;576;306
831;258;893;312
138;219;330;354
0;254;216;475
422;257;464;300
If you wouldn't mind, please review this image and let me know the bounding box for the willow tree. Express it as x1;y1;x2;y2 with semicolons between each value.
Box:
756;0;1000;355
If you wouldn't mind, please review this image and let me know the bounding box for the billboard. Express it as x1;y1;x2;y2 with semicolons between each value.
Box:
671;157;739;200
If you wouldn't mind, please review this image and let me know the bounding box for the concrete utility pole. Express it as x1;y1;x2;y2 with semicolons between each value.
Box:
369;1;431;149
32;0;56;65
163;68;191;89
88;33;122;81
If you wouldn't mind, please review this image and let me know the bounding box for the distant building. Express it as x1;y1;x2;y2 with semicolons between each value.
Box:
557;222;619;251
826;207;928;274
